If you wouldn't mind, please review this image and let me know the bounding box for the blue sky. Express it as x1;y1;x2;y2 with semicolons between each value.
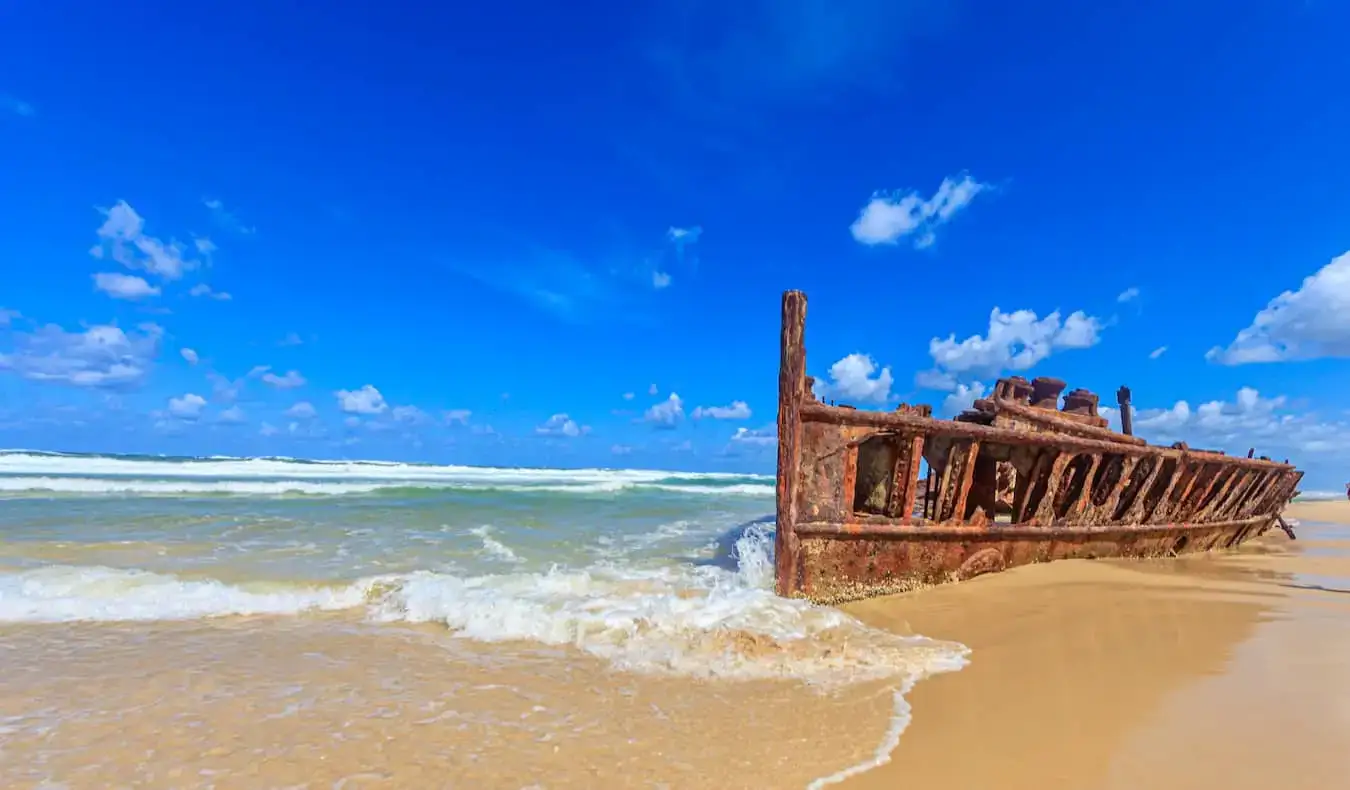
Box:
2;1;1349;484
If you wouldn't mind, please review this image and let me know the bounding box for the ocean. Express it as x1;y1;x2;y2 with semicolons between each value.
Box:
0;450;969;789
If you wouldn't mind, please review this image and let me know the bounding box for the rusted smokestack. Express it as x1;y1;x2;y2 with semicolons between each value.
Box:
1116;385;1133;436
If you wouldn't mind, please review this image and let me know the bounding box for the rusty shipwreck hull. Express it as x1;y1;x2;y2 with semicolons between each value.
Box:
773;290;1304;604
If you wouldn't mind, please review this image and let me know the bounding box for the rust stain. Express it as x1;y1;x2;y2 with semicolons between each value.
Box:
772;290;1306;603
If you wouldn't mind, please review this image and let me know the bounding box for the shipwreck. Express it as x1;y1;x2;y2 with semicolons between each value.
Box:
773;290;1304;604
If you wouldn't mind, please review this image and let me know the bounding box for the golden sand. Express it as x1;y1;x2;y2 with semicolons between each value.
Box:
2;502;1347;788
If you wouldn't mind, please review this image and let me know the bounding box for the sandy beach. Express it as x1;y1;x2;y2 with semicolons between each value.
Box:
840;500;1350;790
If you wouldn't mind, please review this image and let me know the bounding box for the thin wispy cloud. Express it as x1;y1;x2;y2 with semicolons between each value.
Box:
1;94;35;117
203;198;256;235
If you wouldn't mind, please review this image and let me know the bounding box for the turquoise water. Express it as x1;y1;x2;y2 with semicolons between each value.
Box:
0;450;967;684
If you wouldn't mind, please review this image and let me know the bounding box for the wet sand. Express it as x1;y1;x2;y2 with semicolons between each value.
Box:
841;501;1350;790
3;504;1348;788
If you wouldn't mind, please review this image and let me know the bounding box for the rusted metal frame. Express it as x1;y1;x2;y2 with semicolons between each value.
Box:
1254;471;1302;517
936;440;981;523
1120;457;1167;524
1029;453;1074;525
1136;458;1184;525
800;403;1292;472
1090;456;1138;523
888;433;926;522
1230;470;1274;519
1238;471;1283;520
774;290;807;598
1154;459;1202;523
1068;453;1102;519
1193;466;1242;522
1012;449;1055;522
840;429;860;518
793;513;1272;539
1213;469;1264;521
991;397;1147;446
1168;462;1219;523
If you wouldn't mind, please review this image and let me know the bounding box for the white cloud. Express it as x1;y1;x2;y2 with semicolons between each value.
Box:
194;237;218;254
536;413;588;437
180;348;199;365
189;283;232;301
622;392;635;401
336;385;387;414
0;322;160;388
644;393;685;428
850;173;988;248
1149;346;1168;360
286;401;317;420
668;226;702;242
208;371;245;403
611;444;633;455
941;381;987;416
392;405;429;424
90;200;200;281
93;272;160;300
1207;250;1350;364
259;422;279;437
217;405;246;424
692;400;752;420
0;308;19;327
167;393;207;420
1117;287;1140;303
814;353;894;405
1130;386;1350;459
443;409;472;425
261;369;306;389
920;307;1103;386
730;426;776;447
648;383;658;395
278;332;304;346
652;271;672;289
203;198;256;235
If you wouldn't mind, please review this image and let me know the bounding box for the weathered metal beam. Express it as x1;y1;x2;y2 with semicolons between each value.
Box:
992;397;1147;446
799;402;1293;471
774;290;807;598
794;514;1274;539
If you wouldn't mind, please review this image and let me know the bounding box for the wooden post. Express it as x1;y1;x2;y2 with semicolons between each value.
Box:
776;290;807;597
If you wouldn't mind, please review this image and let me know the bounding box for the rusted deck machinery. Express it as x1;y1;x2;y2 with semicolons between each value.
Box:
774;290;1304;604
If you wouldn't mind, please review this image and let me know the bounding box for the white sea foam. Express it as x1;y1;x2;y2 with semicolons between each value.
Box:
469;525;523;563
0;526;968;687
0;476;774;497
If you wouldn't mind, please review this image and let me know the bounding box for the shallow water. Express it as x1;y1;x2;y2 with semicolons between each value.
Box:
0;450;968;788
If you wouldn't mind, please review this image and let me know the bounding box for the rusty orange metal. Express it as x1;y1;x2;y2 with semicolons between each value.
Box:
774;290;1303;604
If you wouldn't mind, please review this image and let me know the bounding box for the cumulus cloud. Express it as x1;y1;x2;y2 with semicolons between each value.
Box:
1117;287;1140;303
443;409;472;425
730;426;777;447
941;382;987;416
260;369;306;389
93;272;160;300
814;353;894;405
336;385;387;414
260;422;279;437
0;308;19;327
918;307;1103;389
0;322;160;388
536;413;588;437
90;200;200;281
286;401;317;420
692;400;752;420
167;393;207;420
217;405;246;424
189;283;232;301
1125;386;1350;459
180;348;199;365
850;173;988;248
643;393;685;428
1207;250;1350;364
